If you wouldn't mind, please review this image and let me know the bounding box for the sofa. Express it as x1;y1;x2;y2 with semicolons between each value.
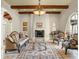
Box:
5;31;29;53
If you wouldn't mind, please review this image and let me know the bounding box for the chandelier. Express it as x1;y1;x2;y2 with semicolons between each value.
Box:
33;0;46;15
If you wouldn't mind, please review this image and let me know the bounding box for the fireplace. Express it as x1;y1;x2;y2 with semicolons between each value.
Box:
35;30;44;37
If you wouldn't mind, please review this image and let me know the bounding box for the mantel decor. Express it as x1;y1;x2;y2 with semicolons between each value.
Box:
36;22;43;28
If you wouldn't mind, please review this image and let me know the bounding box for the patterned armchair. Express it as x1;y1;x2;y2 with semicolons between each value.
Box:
5;31;29;53
65;39;78;54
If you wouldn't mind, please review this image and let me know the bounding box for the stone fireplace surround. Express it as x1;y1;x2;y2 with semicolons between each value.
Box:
34;30;46;51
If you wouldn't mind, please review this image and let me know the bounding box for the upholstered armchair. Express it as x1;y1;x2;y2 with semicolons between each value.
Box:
5;31;29;53
64;35;78;54
65;39;78;54
5;36;20;53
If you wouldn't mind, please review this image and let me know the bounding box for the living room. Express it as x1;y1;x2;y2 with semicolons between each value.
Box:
1;0;78;59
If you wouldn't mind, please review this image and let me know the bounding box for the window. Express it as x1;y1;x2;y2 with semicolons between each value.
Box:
65;12;78;35
70;13;78;34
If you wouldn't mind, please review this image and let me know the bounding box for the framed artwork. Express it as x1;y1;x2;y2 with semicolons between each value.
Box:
23;22;28;31
23;22;27;26
23;27;27;31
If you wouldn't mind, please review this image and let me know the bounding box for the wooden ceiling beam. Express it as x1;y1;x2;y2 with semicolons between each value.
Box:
11;5;69;9
18;11;61;14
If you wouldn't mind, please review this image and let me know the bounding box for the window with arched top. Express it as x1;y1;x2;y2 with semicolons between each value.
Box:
65;12;78;36
70;13;78;34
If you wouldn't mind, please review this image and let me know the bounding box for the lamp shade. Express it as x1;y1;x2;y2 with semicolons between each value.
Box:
33;10;46;15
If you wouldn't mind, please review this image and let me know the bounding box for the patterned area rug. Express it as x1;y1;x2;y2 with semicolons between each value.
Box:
16;43;63;59
4;43;78;59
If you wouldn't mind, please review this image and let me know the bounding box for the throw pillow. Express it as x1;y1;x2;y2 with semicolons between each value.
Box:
7;35;14;42
11;35;17;42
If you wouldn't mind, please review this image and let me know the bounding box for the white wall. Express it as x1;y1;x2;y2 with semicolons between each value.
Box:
19;14;60;42
49;14;60;31
1;1;21;56
2;0;77;42
2;0;21;33
59;0;78;32
19;14;30;36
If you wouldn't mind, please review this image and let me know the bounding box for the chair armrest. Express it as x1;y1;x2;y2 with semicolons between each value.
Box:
6;38;16;44
18;37;29;46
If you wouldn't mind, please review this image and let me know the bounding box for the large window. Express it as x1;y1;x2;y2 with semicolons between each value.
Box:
65;13;78;35
70;13;78;34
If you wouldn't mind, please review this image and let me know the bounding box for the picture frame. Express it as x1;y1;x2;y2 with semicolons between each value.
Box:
23;27;27;31
23;22;28;31
23;22;27;26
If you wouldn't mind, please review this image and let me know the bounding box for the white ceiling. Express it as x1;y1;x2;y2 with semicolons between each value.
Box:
4;0;72;5
4;0;72;13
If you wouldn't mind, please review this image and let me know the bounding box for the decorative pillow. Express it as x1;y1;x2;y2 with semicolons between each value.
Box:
25;35;28;37
15;34;19;40
7;35;14;42
11;35;17;42
70;39;77;45
70;39;78;48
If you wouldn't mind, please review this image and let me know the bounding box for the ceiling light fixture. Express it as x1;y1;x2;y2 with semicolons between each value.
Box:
33;0;46;15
